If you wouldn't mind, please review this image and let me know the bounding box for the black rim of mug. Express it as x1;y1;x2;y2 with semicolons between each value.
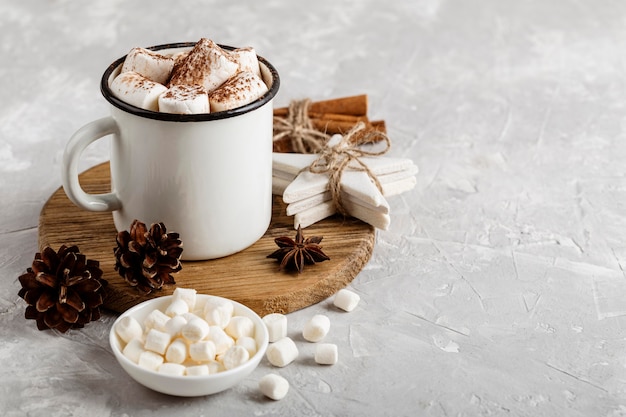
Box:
100;41;281;122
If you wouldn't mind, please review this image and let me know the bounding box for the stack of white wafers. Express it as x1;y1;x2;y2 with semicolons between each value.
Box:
272;135;418;230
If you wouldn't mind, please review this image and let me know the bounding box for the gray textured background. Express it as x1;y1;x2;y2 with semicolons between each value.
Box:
2;0;626;415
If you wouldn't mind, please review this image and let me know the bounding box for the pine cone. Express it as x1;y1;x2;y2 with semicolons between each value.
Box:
17;245;107;333
114;220;183;294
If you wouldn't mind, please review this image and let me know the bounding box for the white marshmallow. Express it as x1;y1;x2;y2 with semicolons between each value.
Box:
169;38;239;92
208;326;235;355
230;47;261;77
144;328;172;355
236;336;257;357
143;308;170;332
207;360;225;374
121;47;175;85
182;317;210;342
172;287;198;310
203;298;234;329
122;338;145;364
164;315;188;337
186;365;210;376
225;316;255;340
165;338;188;364
182;312;202;322
334;289;361;312
209;71;269;112
157;362;186;376
262;313;287;343
259;373;289;400
314;343;338;365
222;345;250;370
110;71;167;112
158;85;210;114
189;340;217;362
165;299;190;317
138;350;164;371
266;337;299;367
115;316;143;344
302;314;330;342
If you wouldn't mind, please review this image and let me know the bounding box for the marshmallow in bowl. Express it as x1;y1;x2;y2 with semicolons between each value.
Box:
209;70;269;112
121;47;175;85
114;289;261;377
110;71;167;112
114;316;143;343
168;38;239;93
203;297;234;328
158;84;210;115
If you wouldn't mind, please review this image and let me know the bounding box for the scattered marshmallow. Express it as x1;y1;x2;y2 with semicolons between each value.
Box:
314;343;338;365
182;317;210;342
333;289;360;312
225;316;255;340
110;71;167;112
222;345;250;370
266;337;299;367
169;38;239;93
203;297;234;329
138;350;164;371
157;362;186;376
158;84;210;115
209;70;269;112
236;336;258;357
189;340;217;362
259;374;289;400
186;365;210;376
144;328;172;355
165;299;190;317
208;325;235;355
302;314;330;343
122;338;145;364
262;313;287;343
165;338;188;364
115;315;143;344
121;47;175;85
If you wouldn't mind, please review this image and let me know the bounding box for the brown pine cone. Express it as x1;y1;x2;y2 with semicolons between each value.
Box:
18;245;107;333
114;220;183;294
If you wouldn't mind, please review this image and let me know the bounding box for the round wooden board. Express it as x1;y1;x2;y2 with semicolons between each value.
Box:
38;162;375;316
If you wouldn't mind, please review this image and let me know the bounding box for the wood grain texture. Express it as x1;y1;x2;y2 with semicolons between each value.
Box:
38;162;375;316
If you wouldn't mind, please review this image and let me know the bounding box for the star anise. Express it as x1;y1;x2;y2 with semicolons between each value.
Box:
267;225;330;273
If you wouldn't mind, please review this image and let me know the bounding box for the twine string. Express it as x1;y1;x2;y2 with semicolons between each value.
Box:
308;122;391;216
272;99;330;153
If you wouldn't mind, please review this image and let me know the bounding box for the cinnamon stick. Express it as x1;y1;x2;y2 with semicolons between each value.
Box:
274;94;368;118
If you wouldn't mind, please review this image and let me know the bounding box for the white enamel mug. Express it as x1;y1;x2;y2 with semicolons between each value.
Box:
62;42;280;260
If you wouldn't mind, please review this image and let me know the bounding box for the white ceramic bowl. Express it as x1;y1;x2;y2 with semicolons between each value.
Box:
109;294;269;397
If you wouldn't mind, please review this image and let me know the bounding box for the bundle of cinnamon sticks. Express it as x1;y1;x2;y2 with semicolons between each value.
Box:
272;94;386;153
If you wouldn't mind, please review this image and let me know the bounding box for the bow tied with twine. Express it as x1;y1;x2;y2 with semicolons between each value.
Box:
307;122;391;216
273;99;331;154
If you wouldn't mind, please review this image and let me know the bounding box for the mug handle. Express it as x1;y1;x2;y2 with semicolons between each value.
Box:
62;116;122;212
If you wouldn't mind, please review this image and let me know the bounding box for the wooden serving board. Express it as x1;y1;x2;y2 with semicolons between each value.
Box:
38;162;375;316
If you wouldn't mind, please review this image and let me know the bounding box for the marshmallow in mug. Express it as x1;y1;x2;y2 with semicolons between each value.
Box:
109;38;268;114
